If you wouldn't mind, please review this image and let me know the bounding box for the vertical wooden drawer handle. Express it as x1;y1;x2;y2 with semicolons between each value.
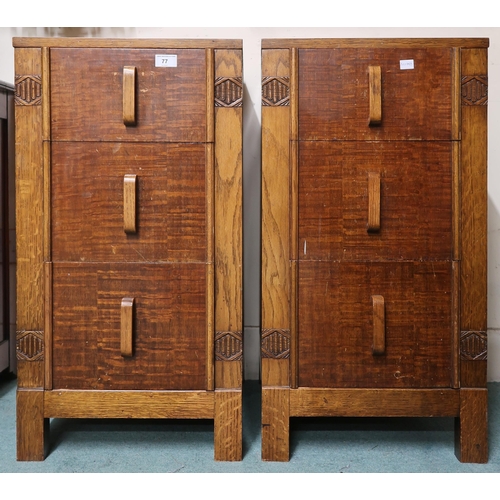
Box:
368;66;382;126
367;172;381;233
121;297;135;357
123;66;136;126
123;174;137;233
372;295;385;355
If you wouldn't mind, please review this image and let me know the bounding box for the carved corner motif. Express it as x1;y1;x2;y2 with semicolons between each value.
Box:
262;76;290;106
215;331;243;361
214;77;243;107
261;328;290;359
460;331;487;361
16;330;44;361
15;75;42;106
461;75;488;105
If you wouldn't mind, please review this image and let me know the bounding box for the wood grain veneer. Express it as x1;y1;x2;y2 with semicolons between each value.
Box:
51;142;207;263
299;48;453;141
298;261;453;388
51;263;207;391
298;141;453;262
50;48;207;143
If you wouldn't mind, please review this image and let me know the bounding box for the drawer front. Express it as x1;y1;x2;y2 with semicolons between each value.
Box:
51;263;207;390
299;48;453;141
51;142;207;263
298;261;453;389
298;141;452;262
50;48;207;142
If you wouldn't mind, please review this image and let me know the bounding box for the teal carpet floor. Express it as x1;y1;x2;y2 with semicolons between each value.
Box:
1;374;499;473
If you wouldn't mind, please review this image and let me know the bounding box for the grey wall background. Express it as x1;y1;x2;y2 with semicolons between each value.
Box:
1;24;498;381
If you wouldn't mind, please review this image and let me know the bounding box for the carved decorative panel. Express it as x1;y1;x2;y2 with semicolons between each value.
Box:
262;76;290;106
16;330;44;361
215;331;243;361
460;331;487;360
461;76;488;105
261;328;290;359
15;75;42;106
214;77;243;107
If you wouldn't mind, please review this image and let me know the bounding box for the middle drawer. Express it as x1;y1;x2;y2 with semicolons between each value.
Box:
51;142;207;263
298;140;453;262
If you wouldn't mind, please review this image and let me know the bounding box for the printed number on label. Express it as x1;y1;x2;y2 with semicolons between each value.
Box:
155;54;177;67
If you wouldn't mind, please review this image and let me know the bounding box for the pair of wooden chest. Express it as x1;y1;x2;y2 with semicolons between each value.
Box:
14;37;488;463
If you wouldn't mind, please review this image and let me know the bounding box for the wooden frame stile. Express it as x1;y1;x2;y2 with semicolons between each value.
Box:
205;48;215;393
42;47;52;391
15;46;48;461
289;48;299;391
451;141;461;390
213;48;243;461
206;142;215;392
450;47;461;391
455;46;489;463
261;47;292;461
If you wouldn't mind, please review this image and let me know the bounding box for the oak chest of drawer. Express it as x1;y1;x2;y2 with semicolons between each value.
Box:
14;37;243;461
261;38;488;462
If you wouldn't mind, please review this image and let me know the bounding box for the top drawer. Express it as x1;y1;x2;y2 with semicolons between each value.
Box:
299;48;454;141
50;48;207;142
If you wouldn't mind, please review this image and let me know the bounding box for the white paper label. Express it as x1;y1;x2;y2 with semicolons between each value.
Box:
155;54;177;67
400;59;414;70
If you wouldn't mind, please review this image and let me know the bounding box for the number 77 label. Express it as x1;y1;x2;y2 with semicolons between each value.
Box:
155;54;178;67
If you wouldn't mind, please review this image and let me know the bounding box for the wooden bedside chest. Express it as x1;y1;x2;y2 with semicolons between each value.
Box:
261;38;488;462
14;37;243;461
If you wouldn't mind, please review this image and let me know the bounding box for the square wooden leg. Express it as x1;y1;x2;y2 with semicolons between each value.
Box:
17;389;49;461
262;387;290;461
455;388;488;463
214;389;242;461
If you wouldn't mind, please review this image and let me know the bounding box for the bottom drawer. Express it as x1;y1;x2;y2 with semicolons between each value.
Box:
51;263;207;391
298;261;453;388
